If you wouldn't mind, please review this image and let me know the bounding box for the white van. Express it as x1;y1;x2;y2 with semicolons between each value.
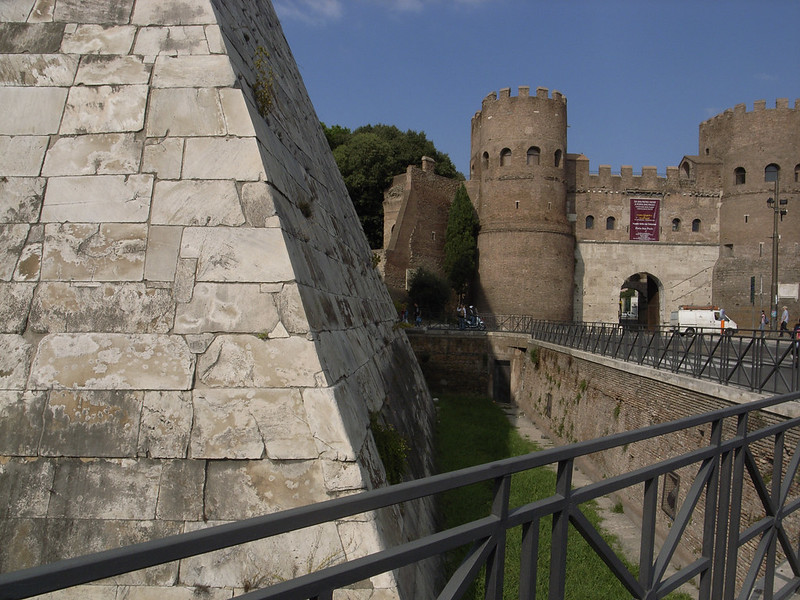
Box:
669;305;738;336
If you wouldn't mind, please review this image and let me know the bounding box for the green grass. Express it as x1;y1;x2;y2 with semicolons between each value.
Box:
434;394;693;599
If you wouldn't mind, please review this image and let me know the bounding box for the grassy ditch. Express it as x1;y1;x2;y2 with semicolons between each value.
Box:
434;394;692;599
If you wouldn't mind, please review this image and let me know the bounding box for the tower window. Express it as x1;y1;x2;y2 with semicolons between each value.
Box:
554;149;562;168
527;146;540;166
691;219;701;232
431;231;436;241
744;214;749;224
794;164;799;183
606;216;615;230
481;151;489;170
672;218;681;231
765;163;780;182
734;167;746;185
585;215;594;229
515;201;519;210
500;148;512;167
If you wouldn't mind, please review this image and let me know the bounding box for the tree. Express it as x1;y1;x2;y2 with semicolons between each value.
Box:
323;122;463;248
444;184;479;296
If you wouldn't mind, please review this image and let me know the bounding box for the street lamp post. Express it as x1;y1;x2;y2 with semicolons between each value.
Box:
766;171;785;331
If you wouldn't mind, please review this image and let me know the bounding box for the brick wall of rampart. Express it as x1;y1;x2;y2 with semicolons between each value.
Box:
513;342;800;584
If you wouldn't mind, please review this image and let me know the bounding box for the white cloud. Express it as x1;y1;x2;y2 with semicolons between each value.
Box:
273;0;344;24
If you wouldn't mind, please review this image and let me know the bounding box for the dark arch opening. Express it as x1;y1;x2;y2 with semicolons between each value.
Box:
620;272;662;330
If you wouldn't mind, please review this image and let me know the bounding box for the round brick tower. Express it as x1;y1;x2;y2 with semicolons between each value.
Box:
469;86;574;320
702;99;800;321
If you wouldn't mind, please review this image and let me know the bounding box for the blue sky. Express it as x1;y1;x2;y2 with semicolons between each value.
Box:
275;1;800;177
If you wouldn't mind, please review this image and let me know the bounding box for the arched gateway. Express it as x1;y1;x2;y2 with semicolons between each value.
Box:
620;272;663;329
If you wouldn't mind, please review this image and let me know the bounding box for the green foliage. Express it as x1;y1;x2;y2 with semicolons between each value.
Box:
529;347;540;369
253;46;274;117
323;122;463;248
408;268;451;319
443;184;479;294
369;412;409;485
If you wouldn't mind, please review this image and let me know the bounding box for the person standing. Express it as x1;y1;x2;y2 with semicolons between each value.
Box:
760;310;768;336
780;306;789;336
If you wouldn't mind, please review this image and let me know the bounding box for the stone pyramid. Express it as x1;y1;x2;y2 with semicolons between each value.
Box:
0;0;437;597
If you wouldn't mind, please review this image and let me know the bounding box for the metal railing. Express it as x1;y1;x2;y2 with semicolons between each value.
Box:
2;393;800;600
531;321;800;395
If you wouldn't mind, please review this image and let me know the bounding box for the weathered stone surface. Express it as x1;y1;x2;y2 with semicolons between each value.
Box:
147;87;226;137
0;225;29;281
61;24;136;54
181;227;293;283
48;458;160;519
189;389;265;459
180;520;344;588
27;0;54;23
151;179;244;226
302;385;369;462
0;0;35;21
40;390;143;458
144;225;182;282
155;459;205;520
42;176;152;223
205;23;224;54
278;283;311;335
42;133;142;176
190;388;316;460
0;391;47;456
0;518;47;572
116;585;232;600
30;282;173;333
0;87;68;135
0;177;44;223
142;138;183;179
61;85;148;134
182;137;264;180
138;391;193;459
196;335;322;388
28;333;194;390
41;518;181;584
0;135;48;177
220;88;257;137
132;0;217;26
53;0;134;24
0;22;64;53
205;460;330;519
0;54;78;86
320;459;368;493
134;25;211;56
0;458;54;520
0;283;34;333
12;242;41;281
240;181;277;226
75;55;151;85
0;334;32;390
152;55;235;87
41;223;147;281
173;258;197;302
174;283;279;334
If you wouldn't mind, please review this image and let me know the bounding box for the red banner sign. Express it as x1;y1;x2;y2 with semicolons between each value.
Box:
629;198;660;241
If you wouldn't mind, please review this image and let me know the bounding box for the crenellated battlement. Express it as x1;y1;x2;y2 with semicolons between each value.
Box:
480;85;566;109
700;98;800;127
